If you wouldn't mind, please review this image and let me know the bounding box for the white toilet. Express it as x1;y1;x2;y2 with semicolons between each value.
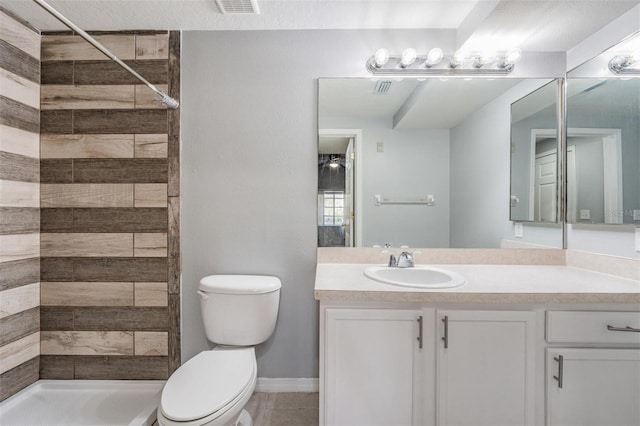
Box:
157;275;281;426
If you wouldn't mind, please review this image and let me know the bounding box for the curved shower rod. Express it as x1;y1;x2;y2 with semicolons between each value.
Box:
31;0;179;109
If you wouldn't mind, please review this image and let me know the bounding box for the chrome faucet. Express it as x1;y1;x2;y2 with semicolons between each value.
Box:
388;251;414;268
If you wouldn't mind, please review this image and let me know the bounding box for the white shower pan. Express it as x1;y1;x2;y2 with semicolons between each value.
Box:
0;380;164;426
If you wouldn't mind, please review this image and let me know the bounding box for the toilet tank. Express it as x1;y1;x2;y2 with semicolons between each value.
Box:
198;275;281;346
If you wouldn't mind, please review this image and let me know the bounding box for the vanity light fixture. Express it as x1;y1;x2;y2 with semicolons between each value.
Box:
366;47;522;76
608;53;640;74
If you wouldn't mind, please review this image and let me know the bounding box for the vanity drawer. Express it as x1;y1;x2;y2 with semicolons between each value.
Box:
546;311;640;344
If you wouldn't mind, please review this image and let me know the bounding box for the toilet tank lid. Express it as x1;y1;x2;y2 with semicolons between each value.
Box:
199;275;281;295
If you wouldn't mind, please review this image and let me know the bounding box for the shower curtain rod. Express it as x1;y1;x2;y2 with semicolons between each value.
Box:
31;0;179;109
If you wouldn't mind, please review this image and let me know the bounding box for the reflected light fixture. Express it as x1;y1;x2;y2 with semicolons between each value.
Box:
366;47;521;76
608;52;640;74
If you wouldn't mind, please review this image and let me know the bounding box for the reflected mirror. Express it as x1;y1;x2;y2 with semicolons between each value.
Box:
566;36;640;225
318;77;564;249
510;80;561;223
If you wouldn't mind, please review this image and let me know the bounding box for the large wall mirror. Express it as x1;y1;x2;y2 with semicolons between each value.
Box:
566;36;640;225
318;77;564;249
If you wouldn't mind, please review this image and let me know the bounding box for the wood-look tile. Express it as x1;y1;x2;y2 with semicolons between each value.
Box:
72;60;168;85
0;151;39;182
73;306;168;331
41;207;168;233
40;257;73;282
40;110;73;134
0;233;39;263
0;355;39;402
0;207;39;235
40;306;74;331
168;196;180;294
42;35;135;61
168;31;181;198
41;331;134;356
41;85;135;110
168;294;180;374
0;39;39;83
72;257;168;282
41;61;74;85
134;233;167;257
41;134;134;159
73;355;168;380
41;233;134;257
39;355;74;379
72;110;168;134
0;331;39;374
0;124;39;158
0;10;40;60
136;35;169;59
73;159;168;183
41;183;134;208
0;307;39;346
135;134;168;158
0;282;39;319
40;159;73;183
135;183;167;207
134;282;167;306
0;179;39;207
0;68;40;109
0;95;39;133
134;331;168;356
0;258;39;292
41;282;134;306
135;84;168;109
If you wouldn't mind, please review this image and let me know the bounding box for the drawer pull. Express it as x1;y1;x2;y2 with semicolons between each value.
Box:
607;325;640;333
553;355;563;389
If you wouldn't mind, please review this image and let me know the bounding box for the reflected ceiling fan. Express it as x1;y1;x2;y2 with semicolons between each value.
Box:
318;154;346;169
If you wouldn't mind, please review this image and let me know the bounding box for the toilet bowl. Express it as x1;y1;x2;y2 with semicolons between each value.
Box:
157;275;281;426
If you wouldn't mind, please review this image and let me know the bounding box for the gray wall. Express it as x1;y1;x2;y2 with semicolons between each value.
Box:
181;29;458;378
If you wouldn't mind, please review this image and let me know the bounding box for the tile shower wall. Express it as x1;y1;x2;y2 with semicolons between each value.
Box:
38;31;181;380
0;7;41;402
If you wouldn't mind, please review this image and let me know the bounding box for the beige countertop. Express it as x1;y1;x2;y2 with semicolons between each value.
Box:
314;263;640;304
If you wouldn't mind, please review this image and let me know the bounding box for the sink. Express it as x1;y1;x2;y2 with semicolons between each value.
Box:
363;265;465;289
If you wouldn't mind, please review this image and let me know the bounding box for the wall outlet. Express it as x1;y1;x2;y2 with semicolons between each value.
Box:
580;209;590;220
514;222;524;238
376;141;384;152
634;210;640;221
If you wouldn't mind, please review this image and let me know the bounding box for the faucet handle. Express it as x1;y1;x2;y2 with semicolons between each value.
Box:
397;251;414;268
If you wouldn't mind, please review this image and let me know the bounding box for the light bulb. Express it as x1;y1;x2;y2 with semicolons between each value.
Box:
505;47;522;63
400;48;417;68
374;48;389;68
424;47;443;67
449;50;468;68
473;50;495;68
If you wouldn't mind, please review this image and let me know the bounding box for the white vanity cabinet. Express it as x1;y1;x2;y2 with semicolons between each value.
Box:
321;307;536;426
323;308;429;426
546;311;640;426
436;310;536;426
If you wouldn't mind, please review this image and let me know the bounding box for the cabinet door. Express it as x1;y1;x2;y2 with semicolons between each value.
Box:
437;310;536;426
324;308;426;426
547;348;640;426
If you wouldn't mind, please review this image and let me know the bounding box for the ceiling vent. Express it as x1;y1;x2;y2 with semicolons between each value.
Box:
215;0;260;14
374;80;393;94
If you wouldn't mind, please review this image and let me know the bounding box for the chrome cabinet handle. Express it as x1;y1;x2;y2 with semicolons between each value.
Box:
442;315;449;349
607;325;640;332
417;316;423;349
553;355;564;389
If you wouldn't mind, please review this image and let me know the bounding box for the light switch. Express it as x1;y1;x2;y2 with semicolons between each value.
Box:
514;222;524;238
580;210;590;220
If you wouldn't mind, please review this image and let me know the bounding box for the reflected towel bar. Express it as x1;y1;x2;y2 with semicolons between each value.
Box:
374;194;435;206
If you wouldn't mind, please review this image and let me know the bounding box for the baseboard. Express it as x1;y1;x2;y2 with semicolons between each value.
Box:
255;378;319;393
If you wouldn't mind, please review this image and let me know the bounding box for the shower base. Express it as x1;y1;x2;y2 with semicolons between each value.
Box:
0;380;164;426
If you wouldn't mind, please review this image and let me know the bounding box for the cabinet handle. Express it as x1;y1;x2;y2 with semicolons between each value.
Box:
553;355;564;389
441;315;449;349
607;325;640;332
417;316;423;349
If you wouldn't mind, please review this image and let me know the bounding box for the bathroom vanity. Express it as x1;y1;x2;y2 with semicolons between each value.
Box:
314;259;640;426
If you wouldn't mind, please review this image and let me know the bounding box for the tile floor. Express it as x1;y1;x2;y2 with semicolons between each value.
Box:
244;392;319;426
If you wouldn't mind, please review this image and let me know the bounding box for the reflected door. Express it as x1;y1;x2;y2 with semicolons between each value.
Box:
534;151;557;222
343;138;354;247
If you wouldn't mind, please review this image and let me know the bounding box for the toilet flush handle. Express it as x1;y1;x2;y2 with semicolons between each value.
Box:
196;290;209;300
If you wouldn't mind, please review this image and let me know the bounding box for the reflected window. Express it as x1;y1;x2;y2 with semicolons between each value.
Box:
321;191;344;225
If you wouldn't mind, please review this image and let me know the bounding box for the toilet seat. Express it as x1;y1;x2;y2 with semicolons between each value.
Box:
159;347;256;424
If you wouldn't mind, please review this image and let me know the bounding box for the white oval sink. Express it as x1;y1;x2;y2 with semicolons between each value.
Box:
363;265;465;289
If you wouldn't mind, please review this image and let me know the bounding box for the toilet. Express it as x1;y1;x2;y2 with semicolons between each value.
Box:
157;275;281;426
